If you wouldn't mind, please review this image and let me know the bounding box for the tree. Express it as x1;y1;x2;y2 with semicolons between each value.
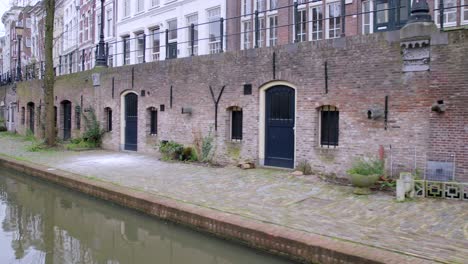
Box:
44;0;55;146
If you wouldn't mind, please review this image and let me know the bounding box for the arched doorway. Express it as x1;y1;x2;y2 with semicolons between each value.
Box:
259;82;296;169
122;92;138;151
61;100;72;140
27;102;35;134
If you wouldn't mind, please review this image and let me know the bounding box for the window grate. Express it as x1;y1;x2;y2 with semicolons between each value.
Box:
150;110;157;135
231;110;243;141
320;105;339;147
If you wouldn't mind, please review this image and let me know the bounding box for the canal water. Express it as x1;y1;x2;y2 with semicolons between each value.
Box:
0;167;294;264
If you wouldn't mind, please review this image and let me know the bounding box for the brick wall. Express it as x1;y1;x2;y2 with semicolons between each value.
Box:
7;28;468;182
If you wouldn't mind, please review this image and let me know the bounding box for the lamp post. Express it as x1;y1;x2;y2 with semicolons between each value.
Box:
16;26;24;81
95;0;107;67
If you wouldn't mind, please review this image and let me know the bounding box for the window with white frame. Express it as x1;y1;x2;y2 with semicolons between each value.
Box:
137;0;144;13
268;16;278;46
88;12;92;40
311;4;323;40
326;1;341;39
208;8;221;54
107;9;113;37
269;0;278;10
435;0;457;27
187;14;198;55
256;0;266;11
297;9;307;42
168;19;177;42
151;28;160;60
463;0;468;24
97;14;101;39
123;0;130;17
123;36;130;65
258;17;266;47
362;0;373;34
152;0;160;7
243;0;252;15
136;33;145;63
242;21;252;49
108;44;113;67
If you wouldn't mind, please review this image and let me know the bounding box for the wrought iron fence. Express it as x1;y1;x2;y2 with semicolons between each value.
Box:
1;0;467;85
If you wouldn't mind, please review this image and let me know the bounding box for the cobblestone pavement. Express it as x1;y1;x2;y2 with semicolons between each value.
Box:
0;133;467;263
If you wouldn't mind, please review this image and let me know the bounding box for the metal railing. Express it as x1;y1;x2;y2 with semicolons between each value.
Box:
1;0;467;85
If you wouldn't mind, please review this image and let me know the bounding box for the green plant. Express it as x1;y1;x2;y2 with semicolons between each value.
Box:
347;158;384;176
0;117;6;132
82;108;105;147
24;129;36;141
378;176;396;190
159;141;184;160
296;160;313;175
66;138;99;150
181;147;195;161
26;141;49;152
200;129;214;162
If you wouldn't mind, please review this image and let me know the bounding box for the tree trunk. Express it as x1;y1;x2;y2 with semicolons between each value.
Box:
44;0;56;146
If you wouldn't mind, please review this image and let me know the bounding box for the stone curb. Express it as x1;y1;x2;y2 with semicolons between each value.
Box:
0;156;435;264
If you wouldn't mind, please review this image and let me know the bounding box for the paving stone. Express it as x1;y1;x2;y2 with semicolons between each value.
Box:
0;134;467;263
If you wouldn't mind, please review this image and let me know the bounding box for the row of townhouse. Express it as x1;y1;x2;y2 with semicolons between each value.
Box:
1;0;467;77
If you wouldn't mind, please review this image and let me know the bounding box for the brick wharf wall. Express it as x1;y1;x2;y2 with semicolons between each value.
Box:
5;28;468;182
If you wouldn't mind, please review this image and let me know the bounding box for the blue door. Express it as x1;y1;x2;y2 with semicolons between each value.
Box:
124;93;138;151
265;86;295;168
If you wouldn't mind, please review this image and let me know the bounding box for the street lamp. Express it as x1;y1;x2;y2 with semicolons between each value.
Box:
95;0;107;67
16;25;24;81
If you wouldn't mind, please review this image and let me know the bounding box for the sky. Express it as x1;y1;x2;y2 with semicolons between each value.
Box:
0;1;10;36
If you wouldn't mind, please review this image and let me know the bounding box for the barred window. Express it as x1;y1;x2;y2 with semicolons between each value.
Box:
105;107;112;132
319;105;339;147
227;106;243;141
150;109;157;135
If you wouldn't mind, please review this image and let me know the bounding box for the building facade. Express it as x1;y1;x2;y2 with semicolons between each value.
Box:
226;0;468;51
113;0;226;66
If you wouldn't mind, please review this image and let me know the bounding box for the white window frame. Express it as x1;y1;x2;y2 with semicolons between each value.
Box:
107;9;113;37
150;27;160;61
297;8;307;42
362;0;374;34
136;33;145;63
326;1;341;39
267;15;278;47
243;0;252;15
137;0;145;13
434;0;457;27
309;2;324;41
167;19;178;43
241;20;252;50
123;0;131;18
256;0;266;12
461;0;468;25
186;14;199;56
151;0;160;8
269;0;279;11
123;36;130;65
207;7;221;54
253;16;267;48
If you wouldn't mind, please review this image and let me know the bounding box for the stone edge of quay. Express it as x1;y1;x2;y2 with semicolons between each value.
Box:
0;156;435;264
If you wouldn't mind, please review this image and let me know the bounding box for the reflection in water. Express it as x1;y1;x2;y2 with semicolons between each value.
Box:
0;167;294;264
